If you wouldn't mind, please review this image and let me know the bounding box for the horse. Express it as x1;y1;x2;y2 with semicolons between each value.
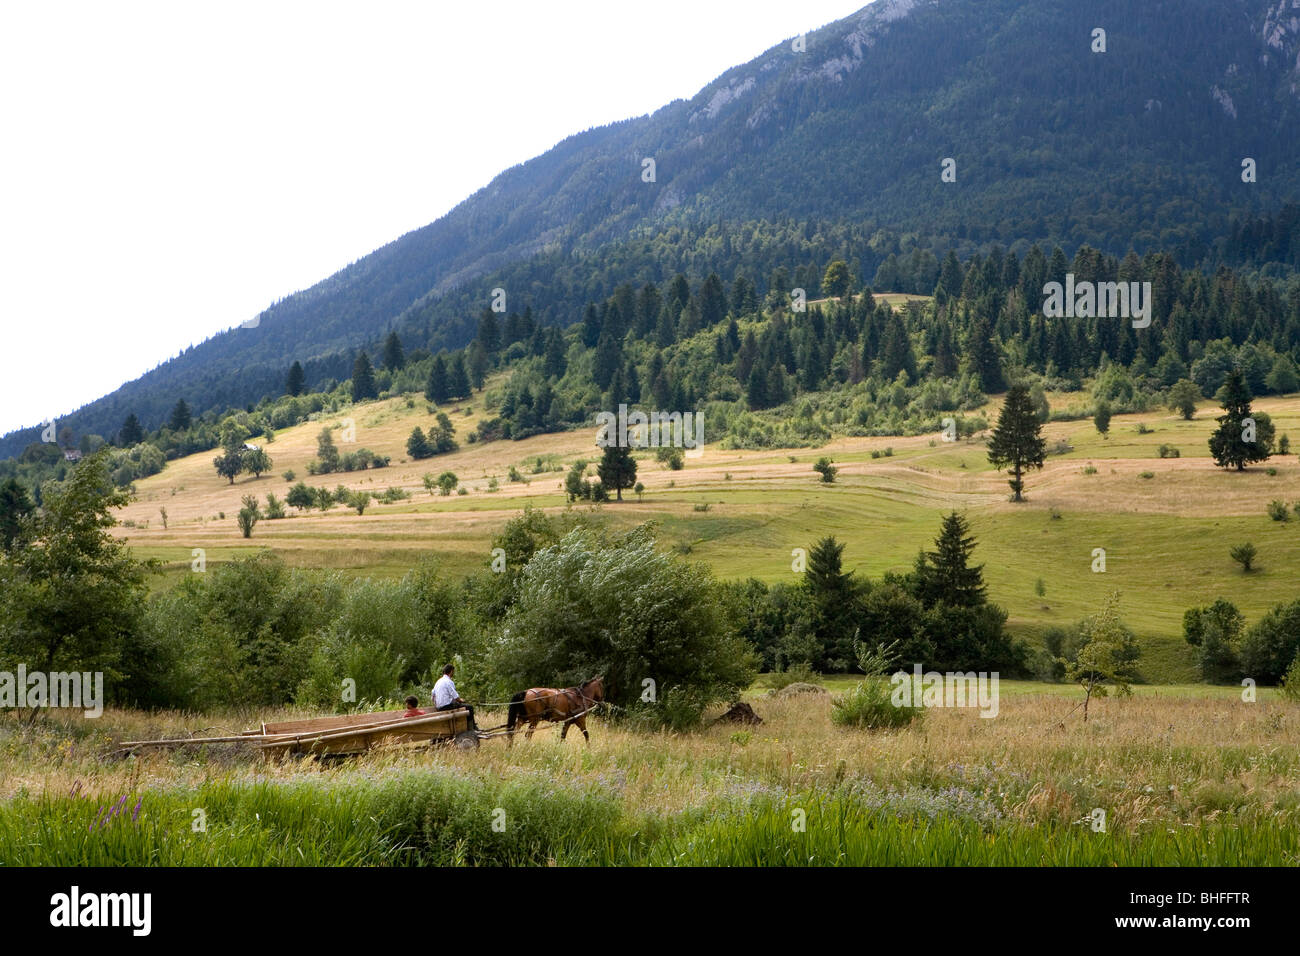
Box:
505;676;605;746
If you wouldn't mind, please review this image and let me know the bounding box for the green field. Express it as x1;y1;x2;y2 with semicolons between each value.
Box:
111;388;1300;684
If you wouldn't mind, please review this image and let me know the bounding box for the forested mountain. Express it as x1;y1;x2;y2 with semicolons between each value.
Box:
5;0;1300;459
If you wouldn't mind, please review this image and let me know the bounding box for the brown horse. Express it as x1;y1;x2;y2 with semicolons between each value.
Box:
506;676;604;745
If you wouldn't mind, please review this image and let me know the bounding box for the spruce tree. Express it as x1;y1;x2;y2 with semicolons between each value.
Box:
477;308;501;354
286;360;305;396
425;354;449;403
543;329;567;379
597;443;637;501
351;351;377;402
119;414;144;446
968;316;1005;393
987;384;1046;502
1208;369;1272;470
382;331;406;370
805;536;862;669
168;398;192;432
448;353;471;399
917;512;986;608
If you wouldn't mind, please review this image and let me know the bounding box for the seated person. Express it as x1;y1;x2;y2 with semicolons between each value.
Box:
432;664;474;727
402;695;425;717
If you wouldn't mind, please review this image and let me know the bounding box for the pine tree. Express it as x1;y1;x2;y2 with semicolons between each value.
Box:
468;341;488;390
917;512;986;607
805;536;862;668
117;414;143;446
597;443;637;501
968;316;1005;392
448;353;471;399
168;399;192;432
406;427;432;460
987;384;1046;502
1208;369;1273;470
880;313;917;382
286;360;305;396
543;328;567;379
382;331;406;370
425;354;449;403
351;352;377;402
699;273;727;327
593;327;621;390
477;308;501;354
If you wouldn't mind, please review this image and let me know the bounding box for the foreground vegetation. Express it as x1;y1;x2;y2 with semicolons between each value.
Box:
2;685;1296;866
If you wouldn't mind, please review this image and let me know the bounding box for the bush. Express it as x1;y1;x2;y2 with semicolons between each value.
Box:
1267;500;1290;521
1157;445;1180;459
1282;653;1300;703
831;676;924;729
1230;542;1257;572
813;457;838;483
1239;598;1300;683
765;661;823;691
492;525;758;727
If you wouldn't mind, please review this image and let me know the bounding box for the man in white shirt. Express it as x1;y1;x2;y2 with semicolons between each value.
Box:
432;664;473;726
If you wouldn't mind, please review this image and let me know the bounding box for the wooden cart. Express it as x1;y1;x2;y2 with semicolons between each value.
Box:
116;707;480;757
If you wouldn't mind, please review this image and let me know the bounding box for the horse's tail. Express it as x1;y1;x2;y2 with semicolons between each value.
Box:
506;691;526;731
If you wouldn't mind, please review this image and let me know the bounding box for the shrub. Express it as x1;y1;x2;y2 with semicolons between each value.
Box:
1239;598;1300;683
831;640;925;730
813;457;838;483
1139;471;1154;479
765;661;823;691
1158;444;1180;458
237;495;260;538
1268;500;1289;521
283;470;296;482
1281;653;1300;703
493;526;758;726
692;502;710;512
264;493;286;519
831;677;924;729
1082;465;1098;475
1230;542;1257;572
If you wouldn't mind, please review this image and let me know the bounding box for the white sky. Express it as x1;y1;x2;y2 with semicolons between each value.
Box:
0;0;862;436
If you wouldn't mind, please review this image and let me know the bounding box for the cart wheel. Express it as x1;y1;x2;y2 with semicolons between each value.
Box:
454;730;480;751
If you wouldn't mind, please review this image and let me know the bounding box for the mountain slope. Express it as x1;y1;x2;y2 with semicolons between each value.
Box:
6;0;1300;458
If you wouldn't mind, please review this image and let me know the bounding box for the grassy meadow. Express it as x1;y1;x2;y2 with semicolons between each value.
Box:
2;682;1297;865
112;387;1300;682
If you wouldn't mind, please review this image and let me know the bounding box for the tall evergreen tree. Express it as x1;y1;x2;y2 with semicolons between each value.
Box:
425;354;449;403
119;414;144;446
805;535;862;669
1208;369;1273;470
968;316;1005;392
543;328;567;379
382;331;406;370
987;384;1046;502
477;308;501;354
286;360;305;396
916;512;986;608
168;399;192;432
447;353;471;399
351;352;377;402
597;443;637;501
880;313;917;381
